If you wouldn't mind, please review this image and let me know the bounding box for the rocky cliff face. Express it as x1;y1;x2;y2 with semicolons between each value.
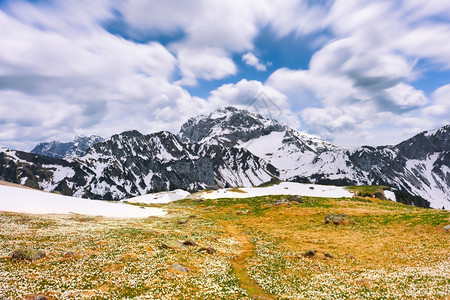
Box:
1;107;449;209
31;135;103;159
1;127;277;200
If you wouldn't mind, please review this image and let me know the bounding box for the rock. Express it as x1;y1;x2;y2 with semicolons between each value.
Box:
23;295;49;300
444;225;450;232
161;241;186;250
11;248;46;261
287;195;303;203
182;239;197;247
169;263;190;273
273;198;290;205
324;214;348;225
198;246;216;254
236;209;250;215
324;252;334;259
177;219;188;225
206;247;216;254
63;251;82;259
302;250;317;258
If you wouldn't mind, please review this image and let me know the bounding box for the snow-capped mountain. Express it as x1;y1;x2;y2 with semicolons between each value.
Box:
1;128;276;200
179;107;340;152
1;107;449;209
179;107;341;172
31;135;103;159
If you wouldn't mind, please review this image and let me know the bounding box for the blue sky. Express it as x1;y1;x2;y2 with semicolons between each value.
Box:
0;0;449;150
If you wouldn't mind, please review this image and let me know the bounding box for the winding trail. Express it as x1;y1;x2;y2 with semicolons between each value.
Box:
220;220;276;300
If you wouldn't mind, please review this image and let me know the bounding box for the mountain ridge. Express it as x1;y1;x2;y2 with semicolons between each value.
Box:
1;107;449;209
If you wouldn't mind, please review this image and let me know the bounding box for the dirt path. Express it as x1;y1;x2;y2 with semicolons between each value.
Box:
220;220;276;300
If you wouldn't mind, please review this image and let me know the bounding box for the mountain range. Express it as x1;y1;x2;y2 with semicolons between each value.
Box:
0;107;448;209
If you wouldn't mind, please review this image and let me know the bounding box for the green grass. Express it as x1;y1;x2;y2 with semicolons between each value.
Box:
345;185;390;197
1;186;449;299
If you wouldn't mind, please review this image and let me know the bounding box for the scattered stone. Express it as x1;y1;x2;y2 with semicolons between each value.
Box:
303;249;317;258
444;225;450;232
188;215;198;219
324;252;334;259
324;214;349;225
236;209;250;215
287;195;303;203
273;198;290;205
63;251;82;259
355;278;366;285
169;263;190;273
309;186;315;190
177;219;188;225
196;199;205;203
182;239;197;247
23;295;49;300
161;241;186;250
198;246;216;254
11;248;46;261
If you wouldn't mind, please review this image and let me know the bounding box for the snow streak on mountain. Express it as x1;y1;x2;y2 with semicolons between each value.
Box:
1;107;449;209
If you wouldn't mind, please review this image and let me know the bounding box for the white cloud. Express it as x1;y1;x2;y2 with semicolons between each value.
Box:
266;0;329;37
122;0;264;52
423;84;450;124
383;83;428;110
242;52;267;71
0;3;210;150
1;0;449;150
175;47;237;86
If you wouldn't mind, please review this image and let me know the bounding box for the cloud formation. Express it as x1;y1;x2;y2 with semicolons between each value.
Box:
242;52;267;71
0;0;449;150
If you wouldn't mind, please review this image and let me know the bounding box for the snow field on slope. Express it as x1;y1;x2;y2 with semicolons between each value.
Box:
196;182;354;199
124;189;190;204
0;185;166;218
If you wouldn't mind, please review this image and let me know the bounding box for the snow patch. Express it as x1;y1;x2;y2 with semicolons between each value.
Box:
0;185;166;218
195;182;353;199
384;190;396;202
125;189;190;204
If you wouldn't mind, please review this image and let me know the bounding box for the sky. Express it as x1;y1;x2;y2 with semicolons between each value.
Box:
0;0;449;151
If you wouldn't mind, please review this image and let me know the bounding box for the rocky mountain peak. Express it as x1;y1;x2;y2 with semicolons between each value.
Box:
395;125;450;160
31;135;103;159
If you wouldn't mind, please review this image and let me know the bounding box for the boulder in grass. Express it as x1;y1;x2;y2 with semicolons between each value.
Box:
324;214;349;225
198;246;216;254
23;295;49;300
302;249;317;258
182;239;197;247
169;263;190;273
11;248;46;261
273;198;290;205
161;241;186;250
287;195;303;203
444;225;450;232
63;251;82;259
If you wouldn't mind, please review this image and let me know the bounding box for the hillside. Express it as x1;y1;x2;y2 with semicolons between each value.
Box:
1;189;448;299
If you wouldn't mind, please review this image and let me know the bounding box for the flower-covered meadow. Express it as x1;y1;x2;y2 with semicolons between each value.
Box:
1;193;449;299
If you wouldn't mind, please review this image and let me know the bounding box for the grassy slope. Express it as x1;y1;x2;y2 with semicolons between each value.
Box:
0;193;449;299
